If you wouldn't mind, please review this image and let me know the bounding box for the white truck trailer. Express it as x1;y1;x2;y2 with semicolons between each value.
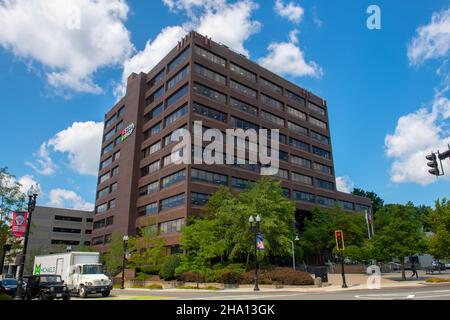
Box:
33;252;113;298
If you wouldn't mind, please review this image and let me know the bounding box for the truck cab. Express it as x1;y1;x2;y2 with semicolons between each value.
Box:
67;263;112;298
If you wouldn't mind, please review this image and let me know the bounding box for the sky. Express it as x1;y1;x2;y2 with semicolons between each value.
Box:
0;0;449;210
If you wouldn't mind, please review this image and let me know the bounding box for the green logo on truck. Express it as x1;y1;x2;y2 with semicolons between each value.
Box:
34;264;56;275
34;264;41;275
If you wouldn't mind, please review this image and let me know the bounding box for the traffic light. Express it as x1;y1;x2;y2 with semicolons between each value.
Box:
426;153;440;176
335;230;345;251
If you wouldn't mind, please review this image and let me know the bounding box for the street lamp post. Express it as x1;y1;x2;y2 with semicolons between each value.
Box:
121;235;129;290
249;215;261;292
14;185;39;300
291;235;299;271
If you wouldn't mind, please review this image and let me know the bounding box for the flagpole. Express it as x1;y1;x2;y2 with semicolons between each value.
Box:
365;210;371;240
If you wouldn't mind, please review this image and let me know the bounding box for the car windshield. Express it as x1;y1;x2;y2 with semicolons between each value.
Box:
40;276;61;284
2;279;17;286
82;265;103;275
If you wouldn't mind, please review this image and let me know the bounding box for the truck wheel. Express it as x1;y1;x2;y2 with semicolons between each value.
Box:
78;286;87;299
101;290;110;297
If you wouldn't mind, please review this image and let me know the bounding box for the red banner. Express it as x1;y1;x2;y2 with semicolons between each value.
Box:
11;211;28;238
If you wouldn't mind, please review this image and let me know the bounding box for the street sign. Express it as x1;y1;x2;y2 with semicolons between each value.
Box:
335;230;345;251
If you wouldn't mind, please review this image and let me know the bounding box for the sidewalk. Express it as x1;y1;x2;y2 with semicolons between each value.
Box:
119;270;450;294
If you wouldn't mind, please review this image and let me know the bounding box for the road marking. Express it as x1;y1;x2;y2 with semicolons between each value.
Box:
178;293;306;300
406;295;415;299
355;289;450;300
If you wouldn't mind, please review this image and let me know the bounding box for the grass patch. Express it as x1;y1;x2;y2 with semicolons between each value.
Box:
426;278;450;283
0;293;11;300
131;284;163;290
177;285;221;290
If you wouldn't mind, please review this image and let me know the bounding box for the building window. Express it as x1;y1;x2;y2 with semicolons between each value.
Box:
260;78;282;94
313;162;332;174
193;103;227;122
140;160;160;177
230;80;256;99
339;201;354;210
317;196;335;207
144;122;162;140
291;172;313;185
96;203;108;214
287;106;306;121
54;215;82;222
118;106;125;118
275;168;289;180
159;218;184;234
86;218;93;223
231;177;250;189
138;202;158;217
161;169;186;189
111;166;119;177
194;63;226;85
97;187;109;199
142;141;161;159
104;234;112;244
231;116;259;131
282;188;291;198
316;179;334;190
167;65;190;90
261;110;285;127
166;84;188;109
116;120;124;131
53;227;81;234
230;62;256;82
261;94;283;110
193;82;227;104
355;204;370;212
163;147;184;167
109;182;117;193
168;47;190;73
144;103;163;123
194;45;226;67
99;171;110;184
106;216;114;226
165;104;188;127
160;193;185;211
308;102;326;116
148;69;164;89
108;199;116;209
229;97;258;116
100;156;112;170
309;117;327;130
139;181;159;197
289;137;310;152
52;240;80;245
102;143;114;156
191;192;210;206
114;135;122;146
104;128;115;142
92;236;104;245
279;150;289;161
105;114;117;128
146;86;164;106
311;131;329;145
293;191;315;203
191;168;228;185
290;155;311;168
312;146;331;159
288;121;308;136
285;90;305;106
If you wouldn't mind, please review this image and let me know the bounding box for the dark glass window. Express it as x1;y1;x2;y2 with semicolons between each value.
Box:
100;156;112;170
166;85;188;108
231;117;259;131
261;78;282;94
288;121;308;136
144;103;163;123
106;216;114;226
194;45;226;67
261;94;283;110
140;161;160;177
53;227;81;234
146;86;164;106
95;203;107;214
313;162;332;174
105;114;117;128
148;69;164;89
317;196;335;207
104;129;115;142
230;80;256;99
308;102;326;116
191;168;228;185
165;104;188;127
289;137;310;152
54;215;82;222
261;110;285;126
168;47;190;73
229;97;258;116
167;65;189;90
293;191;315;203
312;146;331;159
291;155;311;168
160;193;185;211
193;82;226;104
231;177;250;189
102;142;114;156
142;141;161;159
139;181;159;197
286;90;305;106
161;169;186;189
194;64;226;85
291;172;313;185
316;179;334;190
339;200;354;210
97;187;109;199
138;202;158;217
159;218;184;234
230;62;256;82
191;192;210;206
311;131;329;145
193;103;227;122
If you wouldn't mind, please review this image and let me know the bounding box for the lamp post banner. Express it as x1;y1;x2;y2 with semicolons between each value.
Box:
256;233;265;250
11;211;28;238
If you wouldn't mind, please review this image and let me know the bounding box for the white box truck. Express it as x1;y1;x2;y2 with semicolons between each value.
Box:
33;252;113;298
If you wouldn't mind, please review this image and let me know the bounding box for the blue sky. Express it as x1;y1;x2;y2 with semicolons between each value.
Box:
0;0;449;210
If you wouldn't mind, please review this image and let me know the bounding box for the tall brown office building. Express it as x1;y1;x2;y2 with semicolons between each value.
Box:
92;32;371;251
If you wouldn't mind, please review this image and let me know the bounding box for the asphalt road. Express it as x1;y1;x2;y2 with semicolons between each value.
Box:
72;284;450;300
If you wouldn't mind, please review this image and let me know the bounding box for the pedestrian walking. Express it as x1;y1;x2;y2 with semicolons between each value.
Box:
410;261;418;279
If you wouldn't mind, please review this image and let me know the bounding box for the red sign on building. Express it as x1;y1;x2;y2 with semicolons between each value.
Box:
11;211;28;238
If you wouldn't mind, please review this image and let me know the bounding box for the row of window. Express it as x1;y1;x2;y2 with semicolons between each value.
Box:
95;199;117;214
54;215;93;223
138;193;186;217
99;166;119;184
93;216;114;230
100;149;121;171
104;105;125;129
194;44;326;118
97;182;118;199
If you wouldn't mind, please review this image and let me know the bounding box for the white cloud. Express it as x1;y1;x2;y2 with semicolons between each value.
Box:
17;175;40;195
274;0;304;24
385;92;450;185
258;29;322;77
47;188;94;211
336;176;355;193
408;7;450;65
0;0;133;93
29;121;103;176
116;0;261;97
26;143;57;176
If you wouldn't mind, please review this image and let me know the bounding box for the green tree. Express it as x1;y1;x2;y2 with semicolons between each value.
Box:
371;203;426;280
102;233;125;275
427;198;450;261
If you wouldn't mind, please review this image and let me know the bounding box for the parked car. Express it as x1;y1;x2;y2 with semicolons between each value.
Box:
0;278;17;296
24;275;70;300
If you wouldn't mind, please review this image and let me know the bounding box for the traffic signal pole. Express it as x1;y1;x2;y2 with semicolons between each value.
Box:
340;253;348;288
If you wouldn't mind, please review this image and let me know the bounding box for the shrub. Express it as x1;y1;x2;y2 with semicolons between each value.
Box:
177;285;221;290
426;278;450;283
240;267;314;286
220;271;242;284
159;254;181;280
132;284;163;290
179;271;205;283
